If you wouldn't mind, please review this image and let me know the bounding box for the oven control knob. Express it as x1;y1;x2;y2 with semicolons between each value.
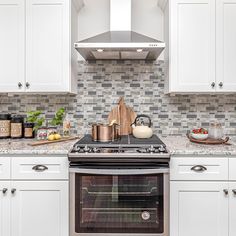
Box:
92;147;100;153
159;145;166;153
148;145;155;153
141;211;150;221
74;145;81;152
84;145;91;153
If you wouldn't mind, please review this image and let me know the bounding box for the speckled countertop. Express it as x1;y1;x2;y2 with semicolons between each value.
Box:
0;139;79;155
162;136;236;156
0;136;236;156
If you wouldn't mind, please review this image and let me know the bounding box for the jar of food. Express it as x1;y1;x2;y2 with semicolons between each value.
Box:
36;127;48;140
11;115;24;139
23;123;35;139
0;114;11;139
209;122;224;139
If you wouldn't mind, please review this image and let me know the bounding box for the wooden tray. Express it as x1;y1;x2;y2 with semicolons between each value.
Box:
187;134;230;145
29;136;80;146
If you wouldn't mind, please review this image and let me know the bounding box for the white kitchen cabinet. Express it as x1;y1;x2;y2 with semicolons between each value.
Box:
170;181;229;236
0;0;25;93
11;181;68;236
165;0;216;93
0;182;11;236
0;0;78;94
0;156;69;236
164;0;236;93
229;183;236;236
216;0;236;92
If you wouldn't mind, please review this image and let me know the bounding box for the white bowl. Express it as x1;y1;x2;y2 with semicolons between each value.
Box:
191;133;208;140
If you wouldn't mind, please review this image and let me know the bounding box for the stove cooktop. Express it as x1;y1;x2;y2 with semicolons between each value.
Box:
68;135;170;163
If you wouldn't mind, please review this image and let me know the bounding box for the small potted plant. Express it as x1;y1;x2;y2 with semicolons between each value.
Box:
25;111;45;139
48;108;65;137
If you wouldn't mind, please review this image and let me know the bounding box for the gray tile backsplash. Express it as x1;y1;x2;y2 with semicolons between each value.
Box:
0;60;236;136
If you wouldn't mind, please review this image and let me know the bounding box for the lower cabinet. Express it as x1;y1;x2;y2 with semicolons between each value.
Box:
170;181;229;236
11;181;68;236
229;183;236;236
0;156;69;236
0;182;11;236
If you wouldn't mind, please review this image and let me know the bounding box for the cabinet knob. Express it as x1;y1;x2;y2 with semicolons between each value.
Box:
211;82;215;88
232;189;236;195
223;189;229;195
18;82;23;89
26;82;30;89
219;82;223;88
11;188;16;194
32;165;48;172
2;188;8;194
191;165;207;172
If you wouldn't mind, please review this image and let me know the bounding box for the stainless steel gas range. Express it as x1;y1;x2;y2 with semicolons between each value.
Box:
68;135;170;236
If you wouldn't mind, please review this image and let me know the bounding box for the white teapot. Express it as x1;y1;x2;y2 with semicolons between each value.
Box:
131;115;153;139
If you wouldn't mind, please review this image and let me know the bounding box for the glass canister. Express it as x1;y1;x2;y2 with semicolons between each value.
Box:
209;122;224;139
0;114;11;138
11;115;24;139
23;122;35;139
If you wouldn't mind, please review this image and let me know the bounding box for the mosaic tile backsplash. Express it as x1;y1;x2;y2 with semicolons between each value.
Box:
1;60;236;136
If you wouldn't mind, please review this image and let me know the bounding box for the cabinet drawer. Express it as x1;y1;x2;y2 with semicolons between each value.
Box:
0;157;11;179
229;159;236;180
170;158;228;181
12;157;68;180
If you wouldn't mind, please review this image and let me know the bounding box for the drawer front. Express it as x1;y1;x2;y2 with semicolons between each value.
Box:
170;158;228;181
12;157;68;180
0;157;11;179
229;159;236;180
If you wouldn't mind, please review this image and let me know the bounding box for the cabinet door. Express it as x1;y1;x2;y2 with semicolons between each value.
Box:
11;181;68;236
229;183;236;236
0;182;11;236
26;0;70;92
0;0;25;92
170;182;228;236
170;0;216;92
216;0;236;92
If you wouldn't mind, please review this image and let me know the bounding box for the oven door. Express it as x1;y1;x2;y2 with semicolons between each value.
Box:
70;166;169;236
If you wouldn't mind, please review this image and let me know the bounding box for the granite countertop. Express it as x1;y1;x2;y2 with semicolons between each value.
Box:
1;136;236;156
0;139;79;155
162;136;236;156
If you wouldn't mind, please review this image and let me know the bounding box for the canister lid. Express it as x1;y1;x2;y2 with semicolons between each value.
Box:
11;115;24;123
0;114;11;120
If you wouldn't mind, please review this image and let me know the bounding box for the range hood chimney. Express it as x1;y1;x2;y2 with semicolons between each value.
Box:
75;0;165;60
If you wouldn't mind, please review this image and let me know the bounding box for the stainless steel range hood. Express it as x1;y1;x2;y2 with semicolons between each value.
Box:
75;0;165;60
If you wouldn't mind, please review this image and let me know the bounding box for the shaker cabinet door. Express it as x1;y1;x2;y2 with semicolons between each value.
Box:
229;183;236;236
26;0;70;92
11;181;69;236
216;0;236;92
170;181;228;236
169;0;216;92
0;182;11;236
0;0;25;92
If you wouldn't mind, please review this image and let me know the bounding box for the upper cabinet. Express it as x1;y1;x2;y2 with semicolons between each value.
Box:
0;0;25;92
164;0;236;93
0;0;78;94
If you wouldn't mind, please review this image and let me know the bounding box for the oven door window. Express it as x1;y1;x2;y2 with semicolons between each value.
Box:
74;173;164;234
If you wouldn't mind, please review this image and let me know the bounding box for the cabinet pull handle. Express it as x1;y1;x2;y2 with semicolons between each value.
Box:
232;189;236;195
191;165;207;172
219;82;223;88
2;188;8;194
223;189;229;195
11;188;16;194
18;82;23;89
26;82;30;89
32;165;48;172
211;82;215;88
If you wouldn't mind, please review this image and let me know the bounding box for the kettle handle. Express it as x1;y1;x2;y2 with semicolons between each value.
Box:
133;115;152;128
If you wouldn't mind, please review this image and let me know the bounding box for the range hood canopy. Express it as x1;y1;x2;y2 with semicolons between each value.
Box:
75;0;165;60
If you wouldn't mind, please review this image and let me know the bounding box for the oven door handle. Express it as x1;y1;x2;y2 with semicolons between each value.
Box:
70;168;169;175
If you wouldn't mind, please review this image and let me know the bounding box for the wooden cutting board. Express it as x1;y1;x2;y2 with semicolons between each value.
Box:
187;134;230;145
29;136;80;146
108;97;136;135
